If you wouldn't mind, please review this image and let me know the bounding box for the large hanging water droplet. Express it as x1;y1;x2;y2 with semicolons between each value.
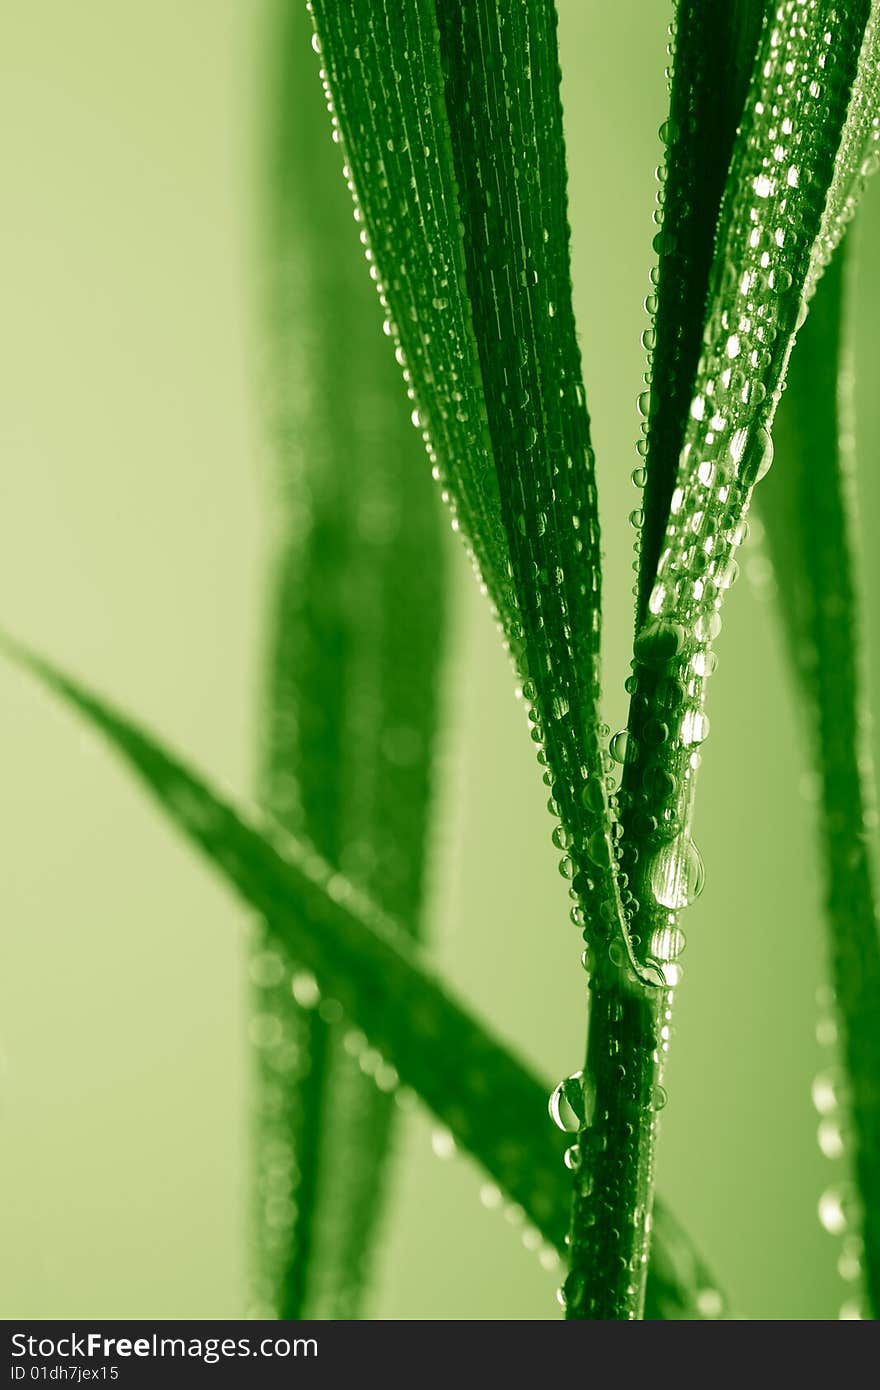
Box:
610;729;635;765
633;619;685;668
549;1071;593;1133
649;835;705;909
734;425;774;486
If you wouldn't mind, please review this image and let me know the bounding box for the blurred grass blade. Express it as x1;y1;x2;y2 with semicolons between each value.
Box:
2;637;725;1319
760;247;880;1318
252;0;446;1319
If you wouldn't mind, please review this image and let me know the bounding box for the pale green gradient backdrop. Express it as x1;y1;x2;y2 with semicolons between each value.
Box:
1;1;878;1320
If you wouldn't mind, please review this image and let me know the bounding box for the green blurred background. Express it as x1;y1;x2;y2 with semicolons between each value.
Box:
1;0;879;1319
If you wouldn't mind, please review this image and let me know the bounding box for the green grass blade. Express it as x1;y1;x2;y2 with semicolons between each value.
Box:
636;0;765;626
808;3;880;288
253;0;446;1319
431;1;614;935
640;0;880;625
565;1;871;1322
307;0;508;613
759;246;880;1319
308;2;619;943
2;637;725;1319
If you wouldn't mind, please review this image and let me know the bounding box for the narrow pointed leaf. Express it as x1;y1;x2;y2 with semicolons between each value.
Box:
307;1;508;610
309;1;618;941
252;0;446;1319
3;637;724;1319
621;3;871;986
432;2;615;933
807;3;880;289
640;1;880;621
760;246;880;1318
636;0;765;625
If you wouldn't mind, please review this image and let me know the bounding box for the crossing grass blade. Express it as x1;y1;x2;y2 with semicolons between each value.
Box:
760;246;880;1319
1;634;726;1319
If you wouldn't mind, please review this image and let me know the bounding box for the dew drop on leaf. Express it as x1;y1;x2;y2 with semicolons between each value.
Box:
649;834;705;910
812;1069;844;1115
291;970;320;1009
609;729;634;764
818;1184;854;1236
549;1071;593;1134
431;1127;456;1160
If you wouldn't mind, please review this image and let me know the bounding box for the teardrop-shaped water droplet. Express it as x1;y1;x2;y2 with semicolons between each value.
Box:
649;835;705;909
609;729;635;764
549;1071;593;1133
744;426;774;485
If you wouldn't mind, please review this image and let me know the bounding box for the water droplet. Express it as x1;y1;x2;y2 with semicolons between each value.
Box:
817;1117;845;1160
652;1084;667;1111
812;1070;843;1115
650;835;705;909
431;1128;456;1160
691;650;718;678
696;1288;724;1318
680;707;710;745
581;779;605;813
818;1185;853;1236
694;610;722;642
552;825;572;851
549;1071;593;1133
634;620;685;667
610;729;635;764
291;971;320;1009
734;426;774;486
